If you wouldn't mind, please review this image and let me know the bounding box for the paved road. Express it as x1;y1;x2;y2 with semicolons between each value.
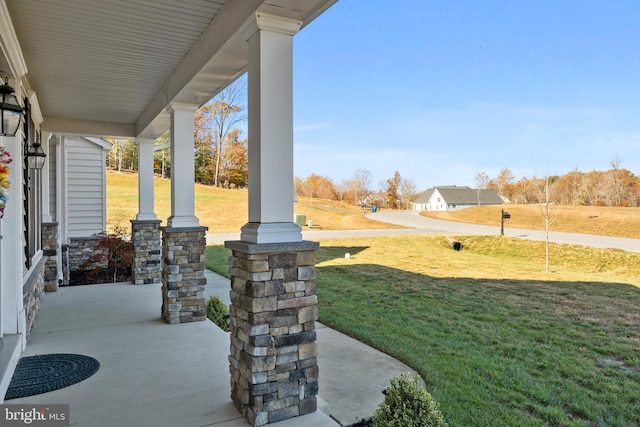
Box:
206;210;640;253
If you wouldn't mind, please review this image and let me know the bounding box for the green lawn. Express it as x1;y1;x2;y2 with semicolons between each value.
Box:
207;235;640;427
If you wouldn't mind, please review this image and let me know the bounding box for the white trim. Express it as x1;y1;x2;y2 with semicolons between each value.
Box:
0;0;28;78
27;91;43;125
84;137;113;151
41;116;136;138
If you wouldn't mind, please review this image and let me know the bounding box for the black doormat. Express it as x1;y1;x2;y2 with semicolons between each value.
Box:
5;354;100;400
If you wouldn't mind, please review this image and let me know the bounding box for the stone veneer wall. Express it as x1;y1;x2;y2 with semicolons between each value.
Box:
161;226;208;324
63;237;108;284
224;240;320;426
131;220;162;285
23;256;46;341
41;222;59;292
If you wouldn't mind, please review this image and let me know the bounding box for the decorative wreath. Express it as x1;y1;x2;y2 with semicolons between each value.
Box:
0;146;12;219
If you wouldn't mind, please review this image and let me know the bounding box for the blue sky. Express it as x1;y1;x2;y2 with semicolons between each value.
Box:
290;0;640;190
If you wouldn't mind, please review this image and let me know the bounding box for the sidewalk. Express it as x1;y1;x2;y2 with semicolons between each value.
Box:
205;270;416;426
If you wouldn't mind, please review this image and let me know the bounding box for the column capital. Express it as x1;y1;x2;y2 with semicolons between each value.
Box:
239;12;302;41
135;136;156;145
166;102;199;115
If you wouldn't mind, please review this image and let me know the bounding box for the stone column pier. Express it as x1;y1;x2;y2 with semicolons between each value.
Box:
225;240;320;426
131;220;162;285
161;226;208;324
41;222;59;292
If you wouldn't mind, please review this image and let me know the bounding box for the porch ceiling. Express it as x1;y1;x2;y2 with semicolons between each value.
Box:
5;0;336;138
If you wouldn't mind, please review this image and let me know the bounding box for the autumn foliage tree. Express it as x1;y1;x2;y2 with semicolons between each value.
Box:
196;81;246;187
384;171;402;209
300;174;337;200
481;158;640;207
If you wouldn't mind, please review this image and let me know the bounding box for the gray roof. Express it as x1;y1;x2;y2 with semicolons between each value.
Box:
414;186;503;205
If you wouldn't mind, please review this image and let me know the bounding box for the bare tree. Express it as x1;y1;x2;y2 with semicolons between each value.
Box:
492;168;515;201
198;80;246;187
398;177;418;210
349;169;373;206
475;172;489;206
529;174;559;272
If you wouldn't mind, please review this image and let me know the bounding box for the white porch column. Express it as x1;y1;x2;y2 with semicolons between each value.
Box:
239;13;303;244
41;132;53;222
135;137;157;220
167;102;199;228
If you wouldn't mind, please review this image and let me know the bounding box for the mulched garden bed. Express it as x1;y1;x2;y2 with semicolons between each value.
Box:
69;268;131;285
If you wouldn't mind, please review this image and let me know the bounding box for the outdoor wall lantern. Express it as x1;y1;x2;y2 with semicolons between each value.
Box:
0;77;24;137
25;135;46;170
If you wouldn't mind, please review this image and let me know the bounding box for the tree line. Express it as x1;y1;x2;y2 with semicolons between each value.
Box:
294;169;419;209
477;157;640;207
106;83;248;189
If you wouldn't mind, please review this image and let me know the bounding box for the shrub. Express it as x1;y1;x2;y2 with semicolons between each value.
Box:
373;373;448;427
81;224;133;284
207;295;230;332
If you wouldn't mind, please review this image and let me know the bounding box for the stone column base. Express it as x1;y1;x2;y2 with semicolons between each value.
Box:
161;226;208;324
131;220;162;285
41;222;59;292
224;240;320;426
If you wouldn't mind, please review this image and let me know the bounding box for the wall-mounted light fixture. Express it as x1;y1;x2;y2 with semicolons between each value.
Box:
0;77;23;136
25;133;46;170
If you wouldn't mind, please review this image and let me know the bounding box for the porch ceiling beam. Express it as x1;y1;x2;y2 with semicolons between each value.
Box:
136;0;263;138
42;116;136;139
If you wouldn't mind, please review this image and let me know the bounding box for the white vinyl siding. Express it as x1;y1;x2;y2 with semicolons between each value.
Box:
66;139;106;238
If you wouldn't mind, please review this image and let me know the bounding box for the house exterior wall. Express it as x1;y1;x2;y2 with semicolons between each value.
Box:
66;138;107;238
427;190;447;211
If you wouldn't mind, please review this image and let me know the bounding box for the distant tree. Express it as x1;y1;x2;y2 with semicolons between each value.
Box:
220;129;248;188
347;169;373;206
336;180;348;202
197;81;246;187
294;176;304;197
475;172;489;206
106;139;137;172
194;106;215;183
489;168;515;201
398;177;418;210
382;171;402;209
579;170;603;206
302;174;336;200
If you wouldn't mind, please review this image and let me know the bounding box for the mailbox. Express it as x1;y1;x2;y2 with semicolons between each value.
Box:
502;212;511;219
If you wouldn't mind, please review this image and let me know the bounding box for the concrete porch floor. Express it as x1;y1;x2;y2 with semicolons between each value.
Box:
9;282;337;427
10;273;417;427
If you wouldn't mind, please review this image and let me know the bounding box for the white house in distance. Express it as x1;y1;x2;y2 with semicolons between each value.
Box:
413;185;503;211
0;1;337;424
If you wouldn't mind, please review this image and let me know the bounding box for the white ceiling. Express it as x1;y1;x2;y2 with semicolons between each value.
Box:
5;0;337;138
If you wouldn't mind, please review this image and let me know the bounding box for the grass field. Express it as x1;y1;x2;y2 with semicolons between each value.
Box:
207;235;640;427
106;170;395;232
